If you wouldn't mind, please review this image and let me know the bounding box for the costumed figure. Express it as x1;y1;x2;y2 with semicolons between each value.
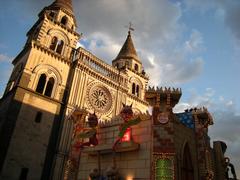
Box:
113;104;141;150
73;112;99;149
64;112;99;180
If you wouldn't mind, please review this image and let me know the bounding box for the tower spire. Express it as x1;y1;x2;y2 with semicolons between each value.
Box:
115;24;140;62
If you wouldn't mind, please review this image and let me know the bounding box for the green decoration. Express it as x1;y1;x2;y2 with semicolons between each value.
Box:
156;159;173;180
118;116;141;138
77;128;97;139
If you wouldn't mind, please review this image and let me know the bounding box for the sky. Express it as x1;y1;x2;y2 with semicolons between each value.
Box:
0;0;239;177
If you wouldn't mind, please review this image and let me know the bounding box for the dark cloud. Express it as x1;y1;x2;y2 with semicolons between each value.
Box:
74;0;182;47
224;3;240;41
209;110;240;178
184;0;240;44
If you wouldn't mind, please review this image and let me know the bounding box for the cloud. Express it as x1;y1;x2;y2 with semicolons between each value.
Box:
173;87;215;112
184;30;204;53
184;0;240;48
75;0;182;47
83;32;122;62
83;31;204;86
145;53;204;86
224;2;240;41
62;0;206;88
0;54;12;63
74;0;184;65
173;102;191;113
145;29;204;86
184;0;218;13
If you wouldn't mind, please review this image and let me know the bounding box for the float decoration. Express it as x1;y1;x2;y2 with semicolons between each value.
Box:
63;110;99;180
113;104;141;152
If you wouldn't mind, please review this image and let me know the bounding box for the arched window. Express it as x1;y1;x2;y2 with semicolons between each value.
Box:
181;144;194;180
115;63;119;68
35;74;55;98
50;36;58;51
136;85;139;97
56;40;64;54
44;77;55;97
61;16;68;25
36;74;47;94
49;37;65;54
134;64;139;71
132;83;136;95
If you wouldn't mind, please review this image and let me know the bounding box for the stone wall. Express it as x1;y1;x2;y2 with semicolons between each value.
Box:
78;116;152;180
0;87;61;180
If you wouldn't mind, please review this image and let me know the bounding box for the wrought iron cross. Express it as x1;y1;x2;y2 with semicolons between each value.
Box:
125;22;135;32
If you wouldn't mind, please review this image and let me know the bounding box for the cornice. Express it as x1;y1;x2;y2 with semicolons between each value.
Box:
75;61;128;93
127;93;149;106
126;67;149;80
31;41;71;65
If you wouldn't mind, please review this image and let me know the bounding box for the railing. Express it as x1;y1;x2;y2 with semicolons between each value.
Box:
74;47;128;87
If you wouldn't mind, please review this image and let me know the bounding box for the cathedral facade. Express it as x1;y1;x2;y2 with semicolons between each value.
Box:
0;0;236;180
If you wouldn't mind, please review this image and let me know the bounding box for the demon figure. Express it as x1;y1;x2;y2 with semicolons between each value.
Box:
113;103;141;150
74;112;99;149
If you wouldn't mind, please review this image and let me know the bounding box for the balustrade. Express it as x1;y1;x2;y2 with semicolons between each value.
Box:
74;47;127;87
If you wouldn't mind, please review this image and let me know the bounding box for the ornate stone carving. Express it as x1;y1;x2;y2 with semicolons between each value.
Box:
87;84;112;114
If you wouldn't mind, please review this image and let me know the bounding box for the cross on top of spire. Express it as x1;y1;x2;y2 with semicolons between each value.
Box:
125;22;135;35
114;22;140;62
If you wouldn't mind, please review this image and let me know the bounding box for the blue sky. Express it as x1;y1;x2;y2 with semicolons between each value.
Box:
0;0;239;177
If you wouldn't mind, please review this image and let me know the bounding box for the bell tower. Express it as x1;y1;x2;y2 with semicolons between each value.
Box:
0;0;80;179
112;29;149;110
26;0;78;59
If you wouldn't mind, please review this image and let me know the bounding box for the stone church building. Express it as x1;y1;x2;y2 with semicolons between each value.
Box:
0;0;237;180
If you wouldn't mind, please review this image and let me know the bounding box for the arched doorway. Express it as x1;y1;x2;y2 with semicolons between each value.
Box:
181;143;194;180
